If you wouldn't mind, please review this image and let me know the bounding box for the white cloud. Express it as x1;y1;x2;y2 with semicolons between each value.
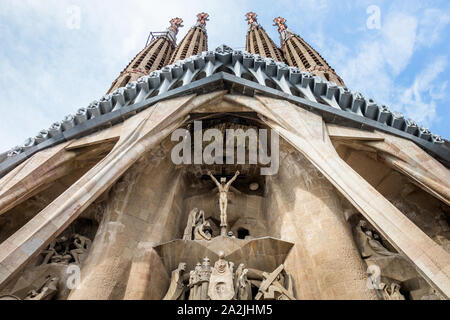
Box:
0;0;251;152
417;8;450;47
381;13;417;75
324;4;449;130
339;10;419;102
0;0;449;154
397;57;448;126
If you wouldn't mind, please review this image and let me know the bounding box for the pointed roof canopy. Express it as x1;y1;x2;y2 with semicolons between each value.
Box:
1;44;448;174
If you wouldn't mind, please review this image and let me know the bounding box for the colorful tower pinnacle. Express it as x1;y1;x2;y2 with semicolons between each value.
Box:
273;17;345;86
107;18;184;94
245;12;285;63
169;13;209;64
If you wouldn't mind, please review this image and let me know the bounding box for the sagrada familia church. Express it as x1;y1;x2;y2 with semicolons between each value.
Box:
0;12;449;301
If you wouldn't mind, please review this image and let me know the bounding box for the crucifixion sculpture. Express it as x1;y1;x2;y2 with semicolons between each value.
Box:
207;170;240;236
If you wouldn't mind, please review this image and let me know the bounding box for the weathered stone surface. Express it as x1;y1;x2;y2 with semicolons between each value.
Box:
0;93;448;301
252;95;450;299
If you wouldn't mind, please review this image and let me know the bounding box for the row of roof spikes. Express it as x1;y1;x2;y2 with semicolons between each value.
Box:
1;45;446;162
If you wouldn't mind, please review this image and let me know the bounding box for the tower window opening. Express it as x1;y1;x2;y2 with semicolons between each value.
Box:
291;40;310;69
157;42;171;70
119;75;131;89
237;228;250;239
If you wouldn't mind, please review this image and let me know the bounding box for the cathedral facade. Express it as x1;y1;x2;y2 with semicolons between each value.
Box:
0;12;449;301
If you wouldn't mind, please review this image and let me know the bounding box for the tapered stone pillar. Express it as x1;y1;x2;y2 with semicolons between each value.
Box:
123;248;170;300
266;148;377;300
69;157;184;300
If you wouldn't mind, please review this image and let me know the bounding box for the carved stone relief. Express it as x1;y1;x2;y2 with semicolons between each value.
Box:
0;217;97;300
351;216;442;300
162;256;296;301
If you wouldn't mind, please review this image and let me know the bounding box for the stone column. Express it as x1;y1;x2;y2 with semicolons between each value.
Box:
69;156;184;300
123;247;170;300
265;148;377;300
253;95;450;298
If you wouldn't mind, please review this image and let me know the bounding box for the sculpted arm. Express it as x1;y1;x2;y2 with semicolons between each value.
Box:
226;171;240;188
207;171;221;188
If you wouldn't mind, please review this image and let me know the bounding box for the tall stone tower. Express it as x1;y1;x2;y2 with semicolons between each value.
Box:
0;11;449;302
169;13;209;64
245;12;285;63
107;18;184;93
273;17;345;86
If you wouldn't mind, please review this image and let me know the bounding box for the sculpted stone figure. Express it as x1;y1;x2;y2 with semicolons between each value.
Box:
40;236;69;265
193;213;213;241
355;220;398;259
163;263;187;300
237;269;252;300
24;276;59;300
50;236;72;265
188;271;196;300
189;263;203;300
255;265;295;300
41;240;57;265
198;257;212;300
40;233;93;266
208;251;235;300
167;258;297;301
183;208;200;240
50;253;72;265
207;170;240;235
381;282;406;300
70;234;92;265
234;263;245;297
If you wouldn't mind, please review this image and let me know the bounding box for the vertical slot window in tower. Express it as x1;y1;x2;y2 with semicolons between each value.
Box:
119;75;131;89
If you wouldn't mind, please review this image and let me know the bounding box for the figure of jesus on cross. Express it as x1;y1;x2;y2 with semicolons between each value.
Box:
207;170;240;236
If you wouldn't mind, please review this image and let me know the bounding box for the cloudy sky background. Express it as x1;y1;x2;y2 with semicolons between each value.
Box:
0;0;449;152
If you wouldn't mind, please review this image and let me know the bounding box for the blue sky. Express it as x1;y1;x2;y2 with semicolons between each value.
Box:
0;0;449;152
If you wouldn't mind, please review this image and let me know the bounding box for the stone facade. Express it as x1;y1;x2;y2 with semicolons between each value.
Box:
0;14;449;301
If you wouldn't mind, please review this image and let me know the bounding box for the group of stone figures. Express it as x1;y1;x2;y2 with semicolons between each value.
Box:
40;233;92;266
354;219;406;300
24;276;60;300
183;208;213;241
0;276;60;301
163;251;295;300
0;230;93;301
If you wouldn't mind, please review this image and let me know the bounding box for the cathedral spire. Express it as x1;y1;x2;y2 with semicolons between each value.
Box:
107;18;184;94
273;17;345;86
194;12;210;29
169;13;209;64
245;12;285;63
245;12;259;28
